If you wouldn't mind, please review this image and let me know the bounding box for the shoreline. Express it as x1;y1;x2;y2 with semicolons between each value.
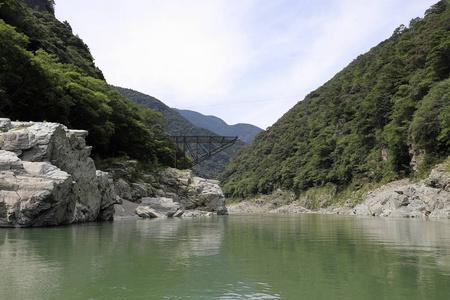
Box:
226;157;450;219
226;200;352;216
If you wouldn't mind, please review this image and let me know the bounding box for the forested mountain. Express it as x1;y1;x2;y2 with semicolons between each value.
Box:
0;0;184;169
23;0;53;13
111;86;246;178
110;86;214;136
219;1;450;200
173;109;263;144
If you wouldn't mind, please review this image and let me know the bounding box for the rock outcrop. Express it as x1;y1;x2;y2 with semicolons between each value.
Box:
113;168;228;219
227;157;450;219
0;119;117;227
353;158;450;218
0;118;228;225
136;197;182;218
159;168;227;214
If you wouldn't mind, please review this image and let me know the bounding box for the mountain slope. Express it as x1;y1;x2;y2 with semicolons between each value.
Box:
219;1;450;201
110;86;246;178
110;86;212;136
0;0;178;169
173;109;263;144
23;0;54;13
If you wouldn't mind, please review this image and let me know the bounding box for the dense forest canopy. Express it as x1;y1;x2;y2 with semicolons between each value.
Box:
0;0;184;169
23;0;54;14
219;1;450;199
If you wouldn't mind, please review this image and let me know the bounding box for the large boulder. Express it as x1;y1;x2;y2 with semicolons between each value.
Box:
190;177;227;214
114;178;133;201
126;168;228;219
136;197;182;218
0;151;75;227
96;170;118;221
160;168;227;215
353;157;450;218
0;120;116;227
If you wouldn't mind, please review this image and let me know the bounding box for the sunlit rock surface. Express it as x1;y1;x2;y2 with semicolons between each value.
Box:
353;157;450;218
115;168;228;219
227;157;450;219
0;119;116;227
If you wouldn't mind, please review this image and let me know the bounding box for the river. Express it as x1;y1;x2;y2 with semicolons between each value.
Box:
1;214;450;299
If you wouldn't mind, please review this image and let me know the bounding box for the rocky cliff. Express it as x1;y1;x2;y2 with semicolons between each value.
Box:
0;118;227;227
112;166;228;218
0;118;116;227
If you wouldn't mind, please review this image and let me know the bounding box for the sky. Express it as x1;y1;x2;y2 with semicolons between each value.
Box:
55;0;438;129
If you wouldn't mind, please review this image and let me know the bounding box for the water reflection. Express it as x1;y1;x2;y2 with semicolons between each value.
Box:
221;281;281;300
0;229;63;299
223;214;450;300
134;217;225;258
0;215;450;299
355;216;450;248
353;216;450;275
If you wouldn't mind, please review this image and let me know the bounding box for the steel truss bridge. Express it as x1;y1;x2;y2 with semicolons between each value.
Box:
171;136;238;167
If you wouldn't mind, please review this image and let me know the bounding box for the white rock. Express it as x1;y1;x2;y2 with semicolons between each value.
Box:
0;119;116;227
135;206;166;218
352;157;450;219
139;197;181;217
0;118;12;132
153;168;228;215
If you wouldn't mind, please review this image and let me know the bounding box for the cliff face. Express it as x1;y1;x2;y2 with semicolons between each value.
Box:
0;118;116;227
0;118;228;226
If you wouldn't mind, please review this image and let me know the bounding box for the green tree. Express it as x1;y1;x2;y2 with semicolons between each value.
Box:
219;2;450;200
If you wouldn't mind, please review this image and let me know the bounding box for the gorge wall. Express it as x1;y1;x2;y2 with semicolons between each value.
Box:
0;118;227;227
0;118;116;227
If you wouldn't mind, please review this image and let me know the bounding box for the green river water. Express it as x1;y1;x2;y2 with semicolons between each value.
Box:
1;214;450;299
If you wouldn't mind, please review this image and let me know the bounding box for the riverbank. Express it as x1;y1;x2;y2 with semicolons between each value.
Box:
227;157;450;219
226;197;351;215
0;119;227;227
2;118;448;224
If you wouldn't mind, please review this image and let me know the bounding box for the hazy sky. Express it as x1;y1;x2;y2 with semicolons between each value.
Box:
55;0;437;129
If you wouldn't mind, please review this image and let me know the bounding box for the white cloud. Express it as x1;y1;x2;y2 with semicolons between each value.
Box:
56;0;438;129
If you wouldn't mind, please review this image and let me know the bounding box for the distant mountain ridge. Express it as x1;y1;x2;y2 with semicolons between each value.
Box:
110;86;246;179
173;109;263;144
109;86;211;136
